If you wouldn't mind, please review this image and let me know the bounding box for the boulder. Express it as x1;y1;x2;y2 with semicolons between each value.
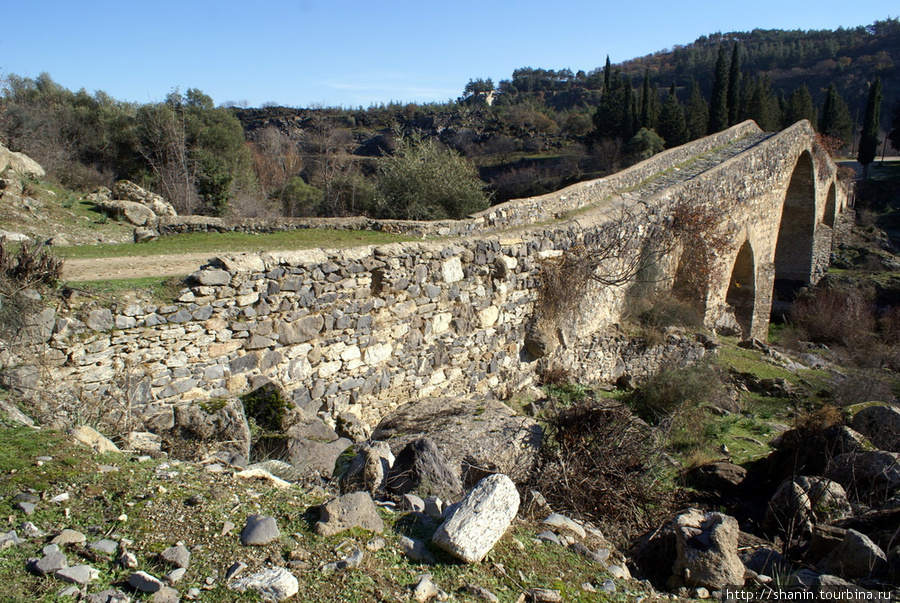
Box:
3;147;45;178
167;399;251;462
432;473;520;563
315;491;384;537
254;417;352;477
671;509;744;590
133;226;160;243
766;424;870;481
372;397;542;486
765;476;851;537
339;441;395;495
817;529;888;579
827;450;900;501
240;515;280;546
852;405;900;452
97;200;156;226
385;438;464;502
113;180;177;216
690;461;747;492
69;425;120;454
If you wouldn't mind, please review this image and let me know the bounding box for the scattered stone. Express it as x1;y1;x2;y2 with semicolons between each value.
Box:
56;585;82;599
851;405;900;452
240;515;280;546
432;473;520;563
542;513;586;539
19;522;45;539
336;547;364;570
386;438;464;502
118;551;139;569
55;565;100;585
537;531;562;546
85;589;131;603
463;584;499;602
339;440;395;495
412;574;442;602
527;588;562;602
399;536;436;564
89;539;118;555
366;537;386;551
225;561;248;581
164;568;187;584
51;529;87;546
315;491;384;537
49;492;71;503
160;544;191;568
229;567;299;601
401;493;426;513
234;467;292;489
17;501;36;515
818;529;888;579
607;563;631;579
30;550;68;575
129;571;165;592
600;580;617;595
151;587;180;603
0;530;22;550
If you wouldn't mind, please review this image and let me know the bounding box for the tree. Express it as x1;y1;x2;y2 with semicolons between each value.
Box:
819;84;853;150
708;46;729;133
858;77;883;177
639;70;659;131
626;127;665;163
658;83;688;148
727;42;742;126
374;134;489;220
888;98;900;154
464;78;495;96
686;78;708;140
741;75;780;132
784;85;817;128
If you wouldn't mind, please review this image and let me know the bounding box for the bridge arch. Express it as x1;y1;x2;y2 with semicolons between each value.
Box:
773;150;817;296
823;181;837;228
725;240;756;337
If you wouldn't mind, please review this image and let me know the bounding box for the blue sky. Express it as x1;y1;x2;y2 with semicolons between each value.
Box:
1;1;896;109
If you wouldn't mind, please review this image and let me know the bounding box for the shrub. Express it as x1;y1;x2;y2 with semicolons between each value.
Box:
626;363;726;424
534;399;679;545
789;286;876;347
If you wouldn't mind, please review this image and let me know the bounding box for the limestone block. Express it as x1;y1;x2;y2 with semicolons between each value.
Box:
229;567;299;601
671;509;744;590
432;473;519;563
442;256;464;283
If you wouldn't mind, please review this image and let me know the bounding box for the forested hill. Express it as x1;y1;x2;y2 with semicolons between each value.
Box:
498;18;899;117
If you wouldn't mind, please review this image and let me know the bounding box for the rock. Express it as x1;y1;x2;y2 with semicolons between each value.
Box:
690;461;747;492
89;539;119;555
160;544;191;568
29;551;68;574
412;574;442;603
229;567;299;601
852;405;900;452
541;513;586;539
671;509;744;590
85;589;131;603
191;269;232;287
151;587;180;603
168;399;251;462
164;568;186;584
98;200;156;226
385;438;464;502
399;536;436;564
55;565;100;585
113;180;177;216
432;473;520;563
463;584;499;602
335;547;364;570
129;571;165;592
0;396;34;426
51;529;87;546
828;450;900;501
85;309;114;332
818;529;888;579
5;147;45;178
315;491;384;537
234;467;292;489
240;515;280;546
767;425;869;481
69;426;120;454
339;441;395;495
373;397;542;486
254;417;352;476
127;431;163;454
134;226;160;243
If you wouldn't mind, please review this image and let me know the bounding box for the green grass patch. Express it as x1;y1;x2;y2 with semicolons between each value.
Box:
67;275;185;300
53;229;416;260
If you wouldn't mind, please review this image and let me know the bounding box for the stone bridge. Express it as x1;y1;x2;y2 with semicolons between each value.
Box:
32;119;846;428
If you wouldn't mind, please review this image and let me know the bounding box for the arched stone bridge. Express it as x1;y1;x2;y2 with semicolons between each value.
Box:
42;119;847;425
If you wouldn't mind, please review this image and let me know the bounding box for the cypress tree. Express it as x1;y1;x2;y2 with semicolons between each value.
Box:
640;70;659;131
858;77;883;177
727;42;742;126
603;56;612;95
686;78;708;140
709;46;730;133
819;84;853;147
888;99;900;154
784;85;817;128
658;83;688;148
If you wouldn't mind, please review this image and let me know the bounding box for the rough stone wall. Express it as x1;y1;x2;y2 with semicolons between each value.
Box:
35;120;841;426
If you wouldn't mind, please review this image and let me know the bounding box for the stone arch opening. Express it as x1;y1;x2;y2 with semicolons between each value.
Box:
773;151;816;299
725;241;756;337
823;182;837;228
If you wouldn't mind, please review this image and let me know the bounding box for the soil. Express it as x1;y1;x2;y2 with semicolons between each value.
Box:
62;252;216;282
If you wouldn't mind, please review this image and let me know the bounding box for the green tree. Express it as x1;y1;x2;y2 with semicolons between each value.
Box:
658;83;688;148
639;70;659;131
708;46;730;133
888;98;900;153
858;77;883;177
784;85;817;128
741;75;780;132
272;176;323;217
727;42;742;126
685;78;708;140
374;134;489;220
819;84;854;149
625;127;665;163
464;78;495;96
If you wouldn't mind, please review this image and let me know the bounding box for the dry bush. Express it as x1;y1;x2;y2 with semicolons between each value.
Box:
0;238;63;343
627;291;705;331
789;286;876;348
626;363;726;425
537;363;571;387
830;369;897;407
534;400;679;545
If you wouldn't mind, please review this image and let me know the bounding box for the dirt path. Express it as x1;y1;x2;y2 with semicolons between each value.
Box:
62;252;218;282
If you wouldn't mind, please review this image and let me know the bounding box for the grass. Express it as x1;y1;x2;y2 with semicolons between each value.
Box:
0;418;641;602
53;229;416;260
